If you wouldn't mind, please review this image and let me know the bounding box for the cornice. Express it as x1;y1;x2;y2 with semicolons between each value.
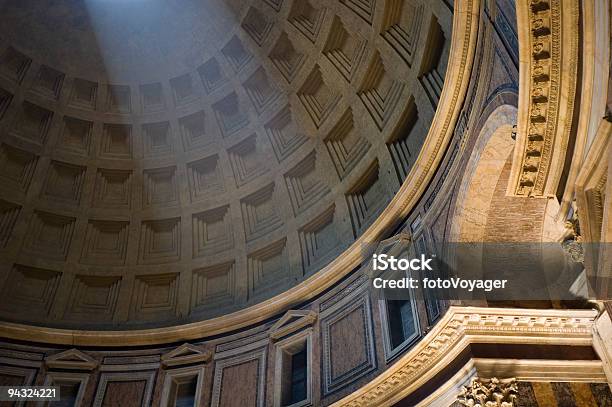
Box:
508;0;579;197
331;306;599;407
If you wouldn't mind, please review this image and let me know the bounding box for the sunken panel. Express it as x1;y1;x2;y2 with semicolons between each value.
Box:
264;106;308;162
247;238;289;298
0;47;31;84
170;73;198;106
22;211;76;261
213;93;250;138
211;348;267;407
243;67;282;114
198;58;228;94
358;52;405;130
11;101;53;145
143;166;179;207
297;66;340;128
381;0;424;66
227;134;268;187
345;160;387;236
69;78;98;110
0;200;20;248
140;82;165;112
269;32;305;83
57;117;93;156
288;0;326;43
106;84;131;113
191;261;237;312
100;124;132;159
31;65;65;100
298;205;338;273
179;111;212;151
419;17;447;108
387;99;419;182
321;294;376;395
187;155;225;202
324;108;370;180
221;36;253;72
323;16;367;82
138;218;181;264
0;143;38;192
284;150;329;215
92;169;133;208
41;160;87;205
142;121;173;157
192;206;234;258
0;264;61;316
65;275;122;322
340;0;376;24
240;183;283;242
80;220;130;265
242;7;273;46
263;0;283;12
0;87;13;120
131;273;179;320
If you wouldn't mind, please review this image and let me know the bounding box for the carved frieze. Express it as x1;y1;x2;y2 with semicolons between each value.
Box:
510;0;579;196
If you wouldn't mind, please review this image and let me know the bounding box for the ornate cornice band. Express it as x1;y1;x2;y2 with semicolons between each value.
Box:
509;0;579;196
331;307;598;407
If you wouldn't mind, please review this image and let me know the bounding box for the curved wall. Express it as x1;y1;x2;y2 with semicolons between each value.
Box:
0;0;452;328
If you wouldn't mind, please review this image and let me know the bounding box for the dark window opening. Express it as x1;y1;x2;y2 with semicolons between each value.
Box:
171;375;197;407
289;348;307;404
387;299;418;349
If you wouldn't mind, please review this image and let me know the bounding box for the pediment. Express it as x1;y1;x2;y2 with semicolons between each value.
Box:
270;309;317;341
161;343;211;367
45;348;97;370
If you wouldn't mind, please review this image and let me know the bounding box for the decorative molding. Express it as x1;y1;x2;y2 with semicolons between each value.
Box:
457;377;518;407
45;348;97;371
93;371;156;407
211;347;267;407
269;309;317;341
330;307;598;406
509;0;579;196
161;343;211;368
0;0;480;346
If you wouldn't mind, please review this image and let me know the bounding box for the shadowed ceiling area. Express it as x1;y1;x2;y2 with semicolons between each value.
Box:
0;0;450;328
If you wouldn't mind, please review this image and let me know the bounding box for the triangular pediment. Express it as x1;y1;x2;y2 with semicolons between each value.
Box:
270;309;317;340
161;343;211;367
45;348;97;370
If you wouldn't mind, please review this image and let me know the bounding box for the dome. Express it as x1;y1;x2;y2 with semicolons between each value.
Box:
0;0;449;328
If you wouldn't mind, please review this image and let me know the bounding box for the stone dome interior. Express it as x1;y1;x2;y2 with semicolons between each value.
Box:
0;0;450;328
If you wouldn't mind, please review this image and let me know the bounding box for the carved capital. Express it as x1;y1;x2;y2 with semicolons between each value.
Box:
457;377;518;407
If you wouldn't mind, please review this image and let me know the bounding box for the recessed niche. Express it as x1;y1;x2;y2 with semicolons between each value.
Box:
212;93;249;138
142;166;179;207
192;206;234;258
31;65;65;100
323;16;367;82
69;78;98;110
42;160;87;205
198;58;227;94
227;134;268;187
11;101;53;145
284;151;329;215
269;32;305;83
57;117;93;156
242;6;273;46
264;106;308;162
297;66;340;128
179;111;212;151
240;183;283;242
0;143;38;192
106;85;131;113
288;0;326;43
170;73;198;106
324;108;370;180
22;210;76;261
100;124;132;159
0;47;31;84
139;218;181;264
140;82;165;112
221;36;253;72
243;67;282;114
142;121;173;157
186;155;225;202
92;168;133;208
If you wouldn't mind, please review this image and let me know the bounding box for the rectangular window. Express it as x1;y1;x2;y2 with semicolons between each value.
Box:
274;329;312;407
171;375;197;407
289;348;307;404
161;366;204;407
387;299;418;349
